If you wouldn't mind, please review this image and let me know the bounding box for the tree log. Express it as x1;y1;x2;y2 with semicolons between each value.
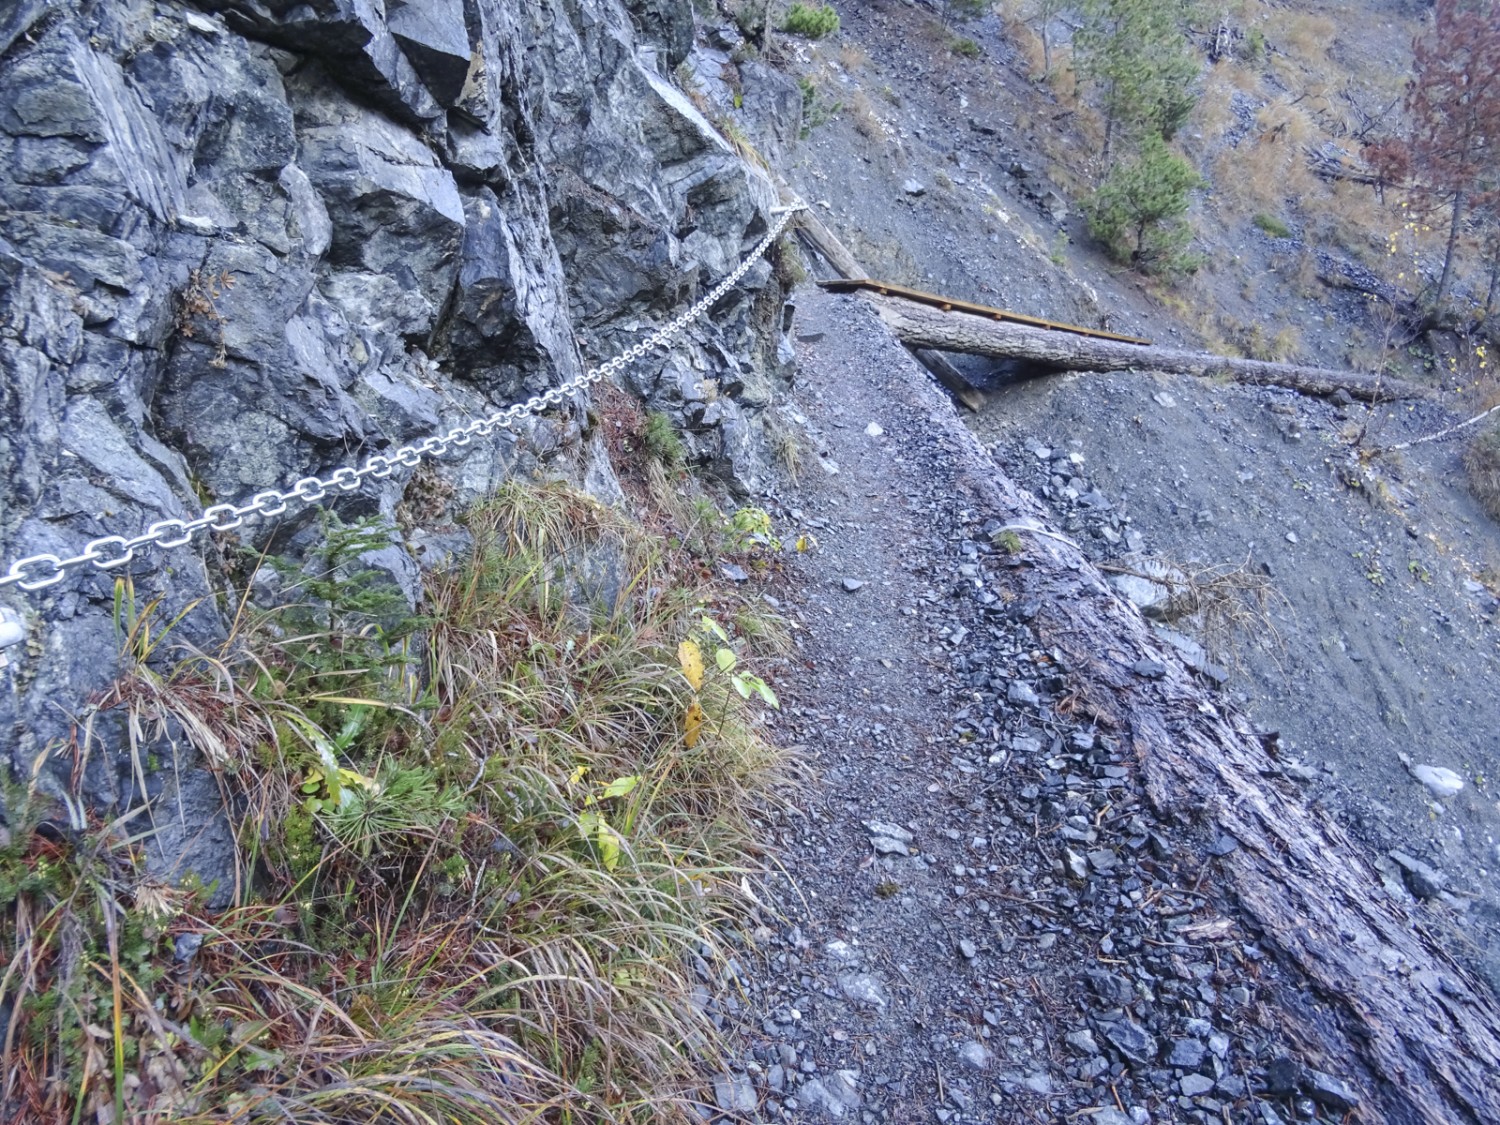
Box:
790;210;985;409
925;379;1500;1125
867;292;1430;403
909;347;983;411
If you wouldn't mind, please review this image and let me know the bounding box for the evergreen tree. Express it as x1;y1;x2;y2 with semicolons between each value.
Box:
1085;134;1203;274
1074;0;1199;161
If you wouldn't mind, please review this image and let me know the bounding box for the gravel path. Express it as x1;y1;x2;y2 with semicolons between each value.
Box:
704;289;1353;1125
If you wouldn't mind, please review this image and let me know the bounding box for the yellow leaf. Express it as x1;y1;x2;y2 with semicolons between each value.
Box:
684;701;705;748
567;764;589;787
678;639;704;690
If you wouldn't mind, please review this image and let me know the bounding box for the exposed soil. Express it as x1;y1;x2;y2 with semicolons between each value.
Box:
762;0;1500;987
698;2;1500;1121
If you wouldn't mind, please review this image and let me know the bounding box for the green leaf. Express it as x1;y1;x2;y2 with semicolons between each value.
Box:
731;673;752;699
701;616;729;643
595;823;621;871
715;647;737;673
600;775;641;799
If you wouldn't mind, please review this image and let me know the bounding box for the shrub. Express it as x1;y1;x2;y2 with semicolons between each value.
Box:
1466;424;1500;521
643;410;685;466
783;2;840;38
1085;134;1204;276
951;36;983;58
1253;212;1293;239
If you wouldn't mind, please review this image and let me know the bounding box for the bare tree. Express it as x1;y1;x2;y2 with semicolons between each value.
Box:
1405;0;1500;312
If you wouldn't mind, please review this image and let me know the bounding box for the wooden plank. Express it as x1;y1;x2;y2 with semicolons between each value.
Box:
817;277;1153;345
786;210;984;410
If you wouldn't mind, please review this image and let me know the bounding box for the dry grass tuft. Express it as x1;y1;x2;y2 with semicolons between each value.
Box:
1104;555;1289;672
1465;425;1500;523
2;481;791;1124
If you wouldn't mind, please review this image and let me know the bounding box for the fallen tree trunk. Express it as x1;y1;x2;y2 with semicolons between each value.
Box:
789;208;985;410
822;292;1500;1123
909;347;983;411
868;292;1429;403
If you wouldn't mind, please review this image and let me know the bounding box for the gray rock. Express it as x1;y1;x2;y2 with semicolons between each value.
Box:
712;1071;757;1113
799;1070;861;1119
865;820;913;844
1104;1020;1157;1066
1023;1071;1053;1095
837;972;889;1008
1065;1029;1100;1055
172;932;205;964
957;1041;990;1070
387;0;472;106
1410;763;1464;799
1262;1056;1302;1096
1168;1039;1206;1068
1389;850;1447;899
1304;1069;1359;1111
1180;1073;1215;1097
842;577;866;592
1007;681;1039;707
0;0;796;910
902;178;926;196
1064;849;1089;880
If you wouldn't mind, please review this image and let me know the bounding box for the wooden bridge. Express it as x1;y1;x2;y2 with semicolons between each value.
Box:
816;278;1152;346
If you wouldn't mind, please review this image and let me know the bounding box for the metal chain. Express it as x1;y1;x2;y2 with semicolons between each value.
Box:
0;205;804;595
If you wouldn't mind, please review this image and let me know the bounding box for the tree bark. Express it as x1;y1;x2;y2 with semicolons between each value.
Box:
1435;189;1464;312
866;292;1429;403
834;288;1500;1124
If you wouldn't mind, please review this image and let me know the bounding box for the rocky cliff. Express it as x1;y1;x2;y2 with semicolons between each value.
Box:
0;0;798;893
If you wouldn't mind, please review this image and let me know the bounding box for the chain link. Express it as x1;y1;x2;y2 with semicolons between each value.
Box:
0;206;803;594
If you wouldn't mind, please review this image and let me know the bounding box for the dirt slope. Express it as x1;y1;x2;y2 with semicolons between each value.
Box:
701;287;1499;1125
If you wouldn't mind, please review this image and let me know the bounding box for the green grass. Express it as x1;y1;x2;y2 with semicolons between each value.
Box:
1;481;789;1124
643;411;686;468
1253;212;1293;239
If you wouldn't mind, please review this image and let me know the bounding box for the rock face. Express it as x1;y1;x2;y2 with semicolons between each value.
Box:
0;0;797;896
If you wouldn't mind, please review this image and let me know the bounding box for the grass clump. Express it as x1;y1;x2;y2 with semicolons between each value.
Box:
1465;424;1500;522
1253;212;1293;239
950;36;982;58
783;3;840;38
1;481;788;1123
643;411;686;467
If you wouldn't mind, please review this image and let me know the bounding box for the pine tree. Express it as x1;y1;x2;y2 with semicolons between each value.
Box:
1085;134;1204;274
1074;0;1199;162
1405;0;1500;312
